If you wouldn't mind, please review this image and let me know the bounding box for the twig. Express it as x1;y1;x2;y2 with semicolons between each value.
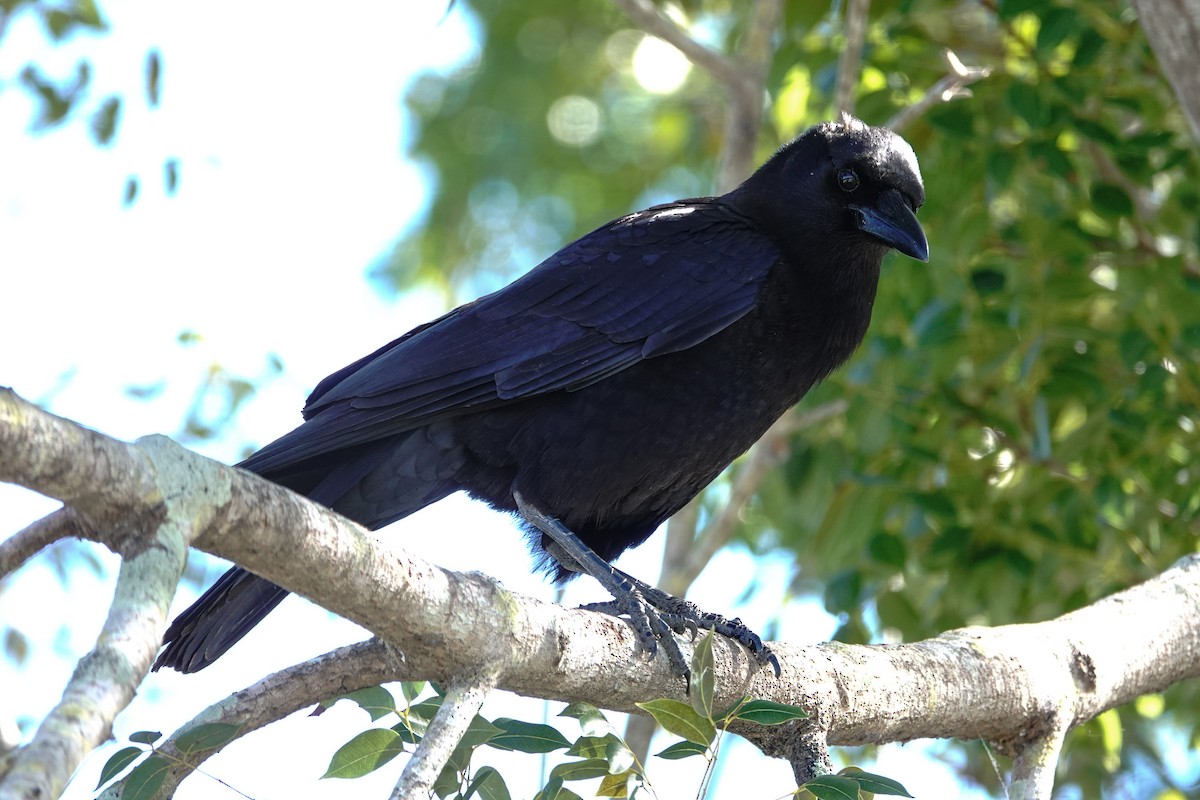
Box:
391;670;498;799
0;507;74;580
887;48;992;132
835;0;872;117
610;0;748;92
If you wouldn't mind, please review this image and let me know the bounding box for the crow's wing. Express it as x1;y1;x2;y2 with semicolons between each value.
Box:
243;200;779;473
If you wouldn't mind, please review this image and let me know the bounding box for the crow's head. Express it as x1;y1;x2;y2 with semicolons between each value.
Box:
729;116;928;263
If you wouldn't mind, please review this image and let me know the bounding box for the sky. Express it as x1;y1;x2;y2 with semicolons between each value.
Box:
0;3;986;798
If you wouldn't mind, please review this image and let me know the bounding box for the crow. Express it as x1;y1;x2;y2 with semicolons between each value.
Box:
153;116;927;677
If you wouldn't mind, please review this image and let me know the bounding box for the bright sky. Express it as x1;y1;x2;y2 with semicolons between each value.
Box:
0;3;983;798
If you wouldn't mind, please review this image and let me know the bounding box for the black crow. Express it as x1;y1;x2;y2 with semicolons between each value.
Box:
154;116;927;676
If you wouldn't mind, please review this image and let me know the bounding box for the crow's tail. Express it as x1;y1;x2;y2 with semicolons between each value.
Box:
152;566;288;673
152;429;463;673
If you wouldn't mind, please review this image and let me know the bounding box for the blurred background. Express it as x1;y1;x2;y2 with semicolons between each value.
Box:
2;1;1198;797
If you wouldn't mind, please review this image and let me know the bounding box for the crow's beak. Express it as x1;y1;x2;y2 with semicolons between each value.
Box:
851;188;929;262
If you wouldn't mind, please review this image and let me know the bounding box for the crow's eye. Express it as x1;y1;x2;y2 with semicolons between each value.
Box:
837;168;860;192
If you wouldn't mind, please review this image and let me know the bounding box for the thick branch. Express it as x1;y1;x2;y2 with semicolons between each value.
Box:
5;392;1200;795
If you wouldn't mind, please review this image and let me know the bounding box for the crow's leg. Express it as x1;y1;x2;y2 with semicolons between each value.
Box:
513;490;777;679
586;567;780;677
513;489;690;677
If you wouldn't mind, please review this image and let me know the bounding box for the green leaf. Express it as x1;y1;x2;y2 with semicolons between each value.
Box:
1007;82;1047;128
164;158;179;195
635;699;715;746
146;49;161;106
564;732;636;774
128;730;162;745
603;735;637;774
408;697;444;724
401;681;427;703
560;702;616;738
654;740;708;760
464;765;511;800
566;735;612;760
4;628;29;665
1072;116;1119;147
689;629;716;720
433;759;460;798
840;767;914;797
925;103;974;138
326;686;397;721
597;770;639;798
868;532;907;569
1030;140;1073;178
1091;182;1133;218
322;728;405;779
1072;27;1105;67
985;149;1016;187
824;569;862;613
392;720;422;744
95;746;144;789
802;774;861;800
727;699;808;726
534;776;583;800
970;268;1006;296
445;715;504;773
1035;7;1080;55
90;96;120;146
174;722;243;754
486;717;570;753
121;755;171;800
999;0;1042;18
551;758;612;781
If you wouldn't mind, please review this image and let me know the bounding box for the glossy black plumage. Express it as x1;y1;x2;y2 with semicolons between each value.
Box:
154;117;926;674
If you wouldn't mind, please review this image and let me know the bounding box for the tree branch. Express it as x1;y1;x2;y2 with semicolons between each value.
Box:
4;391;1200;796
1131;0;1200;141
609;0;749;93
0;507;73;580
1009;721;1068;800
835;0;872;117
887;49;992;133
392;670;497;798
98;641;399;799
717;0;781;191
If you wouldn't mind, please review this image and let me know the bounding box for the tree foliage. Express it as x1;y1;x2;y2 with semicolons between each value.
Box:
388;0;1200;795
5;0;1200;795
